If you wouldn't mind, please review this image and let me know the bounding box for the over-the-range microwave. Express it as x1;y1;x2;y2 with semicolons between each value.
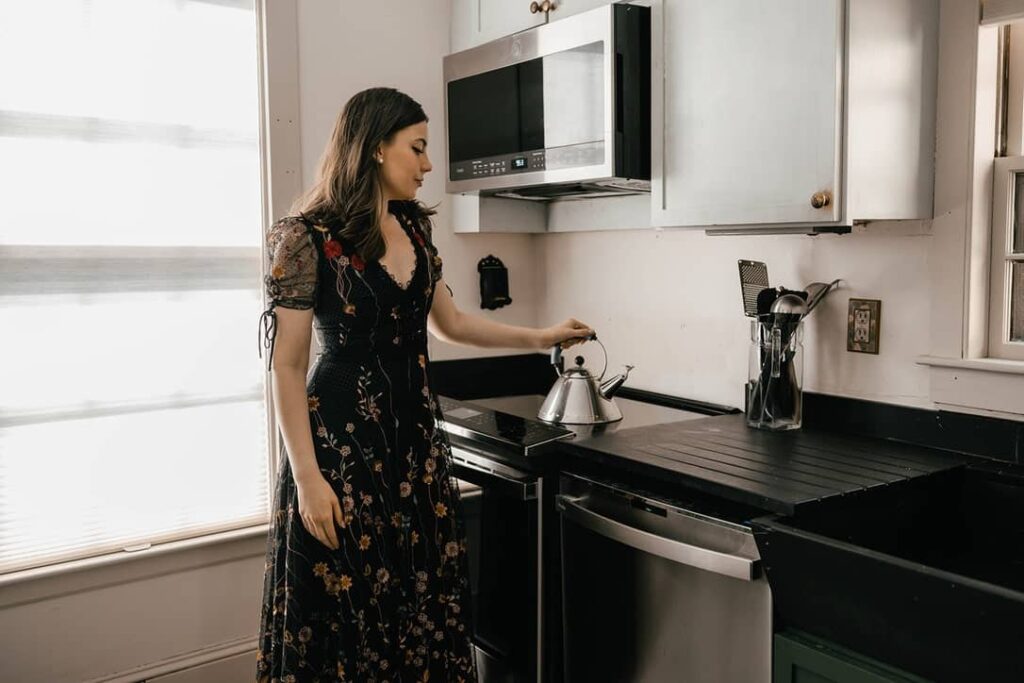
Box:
443;2;651;201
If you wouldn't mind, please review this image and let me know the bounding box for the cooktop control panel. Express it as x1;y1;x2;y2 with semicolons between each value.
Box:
439;397;572;449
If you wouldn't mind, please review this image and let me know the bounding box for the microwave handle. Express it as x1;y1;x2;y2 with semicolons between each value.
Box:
556;494;759;581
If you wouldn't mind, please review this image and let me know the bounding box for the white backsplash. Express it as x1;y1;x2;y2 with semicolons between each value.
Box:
534;222;932;410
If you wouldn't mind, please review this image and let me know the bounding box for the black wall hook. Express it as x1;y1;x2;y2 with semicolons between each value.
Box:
477;255;512;310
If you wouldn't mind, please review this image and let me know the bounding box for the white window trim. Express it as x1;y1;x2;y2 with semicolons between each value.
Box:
988;155;1024;360
918;0;1024;414
1;0;301;601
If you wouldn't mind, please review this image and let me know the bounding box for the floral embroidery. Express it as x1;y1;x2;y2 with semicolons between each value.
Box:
323;238;343;260
257;203;473;682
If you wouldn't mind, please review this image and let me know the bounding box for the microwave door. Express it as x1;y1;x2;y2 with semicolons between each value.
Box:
541;41;608;178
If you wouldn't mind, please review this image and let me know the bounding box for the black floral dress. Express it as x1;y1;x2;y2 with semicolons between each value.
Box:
255;201;477;683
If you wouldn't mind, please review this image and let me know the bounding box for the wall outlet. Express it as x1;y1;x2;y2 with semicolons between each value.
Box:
847;298;881;354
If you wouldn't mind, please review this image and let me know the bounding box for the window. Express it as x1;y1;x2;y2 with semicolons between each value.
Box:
0;0;269;575
990;156;1024;359
989;15;1024;360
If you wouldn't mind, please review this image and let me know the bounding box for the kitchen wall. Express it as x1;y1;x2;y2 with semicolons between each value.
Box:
536;224;933;409
296;1;972;414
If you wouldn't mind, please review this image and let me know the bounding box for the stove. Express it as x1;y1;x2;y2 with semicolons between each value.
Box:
436;393;720;683
438;395;574;464
438;393;710;466
470;393;709;431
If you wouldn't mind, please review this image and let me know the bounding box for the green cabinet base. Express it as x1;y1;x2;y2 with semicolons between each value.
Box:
774;631;933;683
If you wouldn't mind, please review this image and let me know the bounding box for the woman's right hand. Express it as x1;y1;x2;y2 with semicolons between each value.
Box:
295;471;343;550
538;317;595;350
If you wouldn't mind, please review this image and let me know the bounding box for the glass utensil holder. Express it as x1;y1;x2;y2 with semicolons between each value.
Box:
746;318;804;431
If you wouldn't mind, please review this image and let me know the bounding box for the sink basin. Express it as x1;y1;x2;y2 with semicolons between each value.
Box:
752;464;1024;682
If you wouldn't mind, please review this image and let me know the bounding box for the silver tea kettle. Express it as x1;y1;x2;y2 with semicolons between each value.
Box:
537;335;634;425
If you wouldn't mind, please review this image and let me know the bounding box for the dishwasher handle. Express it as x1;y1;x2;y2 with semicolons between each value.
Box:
556;494;760;581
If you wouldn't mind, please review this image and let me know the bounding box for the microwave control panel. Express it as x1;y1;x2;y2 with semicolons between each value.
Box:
450;150;546;181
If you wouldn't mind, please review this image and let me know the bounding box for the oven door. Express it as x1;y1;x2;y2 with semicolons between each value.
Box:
452;446;542;682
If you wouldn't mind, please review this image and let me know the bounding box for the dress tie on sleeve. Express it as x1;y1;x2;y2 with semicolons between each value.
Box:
258;305;277;372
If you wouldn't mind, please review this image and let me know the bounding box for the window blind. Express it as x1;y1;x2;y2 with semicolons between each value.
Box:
0;0;269;574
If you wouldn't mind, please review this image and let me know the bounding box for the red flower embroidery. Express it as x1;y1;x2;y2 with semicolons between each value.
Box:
351;253;365;271
323;239;343;260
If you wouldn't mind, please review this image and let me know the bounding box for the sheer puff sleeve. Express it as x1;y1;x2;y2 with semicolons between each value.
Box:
258;217;318;371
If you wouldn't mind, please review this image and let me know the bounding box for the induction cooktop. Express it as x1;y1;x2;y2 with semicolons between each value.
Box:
438;395;574;459
438;393;712;463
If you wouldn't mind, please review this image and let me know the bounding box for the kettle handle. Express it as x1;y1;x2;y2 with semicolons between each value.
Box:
550;332;600;376
550;344;565;374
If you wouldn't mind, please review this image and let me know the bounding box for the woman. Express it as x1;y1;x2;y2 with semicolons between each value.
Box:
255;87;592;683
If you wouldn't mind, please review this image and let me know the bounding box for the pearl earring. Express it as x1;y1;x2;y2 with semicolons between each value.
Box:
377;156;383;164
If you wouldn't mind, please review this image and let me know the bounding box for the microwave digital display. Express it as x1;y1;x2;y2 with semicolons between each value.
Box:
511;157;527;170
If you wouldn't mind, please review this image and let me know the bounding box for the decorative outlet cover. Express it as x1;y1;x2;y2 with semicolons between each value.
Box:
847;298;881;354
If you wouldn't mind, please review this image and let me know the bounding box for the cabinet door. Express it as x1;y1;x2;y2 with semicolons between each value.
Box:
450;0;543;52
450;0;480;53
450;1;608;55
547;0;612;21
774;632;933;683
653;0;844;228
478;0;545;44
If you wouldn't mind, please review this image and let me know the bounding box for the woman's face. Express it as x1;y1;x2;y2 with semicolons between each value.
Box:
378;121;433;201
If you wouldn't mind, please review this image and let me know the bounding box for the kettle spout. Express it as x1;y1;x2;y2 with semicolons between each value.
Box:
599;365;634;400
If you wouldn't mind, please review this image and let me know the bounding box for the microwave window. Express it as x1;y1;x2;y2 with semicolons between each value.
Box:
542;42;604;149
447;59;544;162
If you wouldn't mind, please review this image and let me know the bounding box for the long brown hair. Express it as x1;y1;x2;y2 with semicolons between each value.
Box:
292;87;437;262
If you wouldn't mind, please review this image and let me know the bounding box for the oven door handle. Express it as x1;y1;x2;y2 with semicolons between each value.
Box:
452;457;538;501
556;494;759;581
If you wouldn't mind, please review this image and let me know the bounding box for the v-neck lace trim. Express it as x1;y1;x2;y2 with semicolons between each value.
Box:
376;211;420;291
378;260;416;290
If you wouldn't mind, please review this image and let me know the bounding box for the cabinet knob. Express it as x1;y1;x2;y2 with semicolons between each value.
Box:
810;191;832;209
529;1;555;14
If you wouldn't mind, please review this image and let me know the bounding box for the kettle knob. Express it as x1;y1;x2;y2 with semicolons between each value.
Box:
575;356;585;366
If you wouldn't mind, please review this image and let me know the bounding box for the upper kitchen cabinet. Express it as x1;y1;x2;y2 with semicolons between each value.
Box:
450;0;543;53
450;0;613;53
651;0;938;231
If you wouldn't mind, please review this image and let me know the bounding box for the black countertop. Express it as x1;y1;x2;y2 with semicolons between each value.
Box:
562;411;968;514
442;394;968;515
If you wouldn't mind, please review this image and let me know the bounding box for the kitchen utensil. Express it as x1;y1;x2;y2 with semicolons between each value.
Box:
539;336;633;425
756;287;778;316
770;292;809;317
738;260;770;317
803;279;841;316
747;318;804;431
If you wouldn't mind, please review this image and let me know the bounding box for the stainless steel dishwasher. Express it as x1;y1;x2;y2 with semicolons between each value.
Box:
557;472;772;683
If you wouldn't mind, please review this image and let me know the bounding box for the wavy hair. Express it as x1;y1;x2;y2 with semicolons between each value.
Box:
292;87;436;262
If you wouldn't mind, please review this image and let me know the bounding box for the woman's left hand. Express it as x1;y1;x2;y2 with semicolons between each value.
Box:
538;318;595;350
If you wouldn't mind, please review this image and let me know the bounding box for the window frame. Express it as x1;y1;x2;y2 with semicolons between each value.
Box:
0;0;301;585
988;155;1024;360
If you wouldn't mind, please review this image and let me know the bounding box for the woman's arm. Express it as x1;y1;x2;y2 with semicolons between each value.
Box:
427;277;593;350
267;307;320;483
268;306;343;550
